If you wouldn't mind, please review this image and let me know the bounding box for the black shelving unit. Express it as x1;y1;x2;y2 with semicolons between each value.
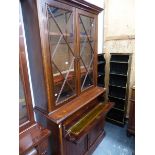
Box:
107;53;131;126
97;54;105;87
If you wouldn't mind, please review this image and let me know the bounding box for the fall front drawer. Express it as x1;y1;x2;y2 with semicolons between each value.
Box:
64;103;114;143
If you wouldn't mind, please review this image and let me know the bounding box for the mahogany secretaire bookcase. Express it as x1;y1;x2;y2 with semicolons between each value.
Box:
20;0;113;154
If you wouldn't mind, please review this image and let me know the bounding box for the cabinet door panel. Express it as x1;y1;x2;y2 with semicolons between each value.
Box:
77;10;97;92
46;3;76;105
64;136;88;155
88;117;105;147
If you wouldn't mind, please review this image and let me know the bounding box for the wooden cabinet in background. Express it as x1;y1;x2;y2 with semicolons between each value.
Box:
107;53;132;126
19;124;50;155
127;86;135;135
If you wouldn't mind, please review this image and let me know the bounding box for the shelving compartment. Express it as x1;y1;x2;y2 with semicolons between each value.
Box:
107;108;124;123
109;86;126;99
98;74;104;87
98;54;105;63
97;54;105;87
98;63;105;74
109;74;127;88
110;62;128;75
111;55;129;62
108;96;125;110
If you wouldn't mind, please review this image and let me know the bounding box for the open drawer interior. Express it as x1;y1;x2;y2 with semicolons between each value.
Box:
64;102;114;143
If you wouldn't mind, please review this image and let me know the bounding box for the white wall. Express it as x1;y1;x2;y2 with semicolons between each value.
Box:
104;0;135;116
85;0;104;54
105;0;134;37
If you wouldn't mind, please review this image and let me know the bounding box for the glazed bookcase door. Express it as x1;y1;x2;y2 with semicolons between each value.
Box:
45;1;77;106
77;9;97;92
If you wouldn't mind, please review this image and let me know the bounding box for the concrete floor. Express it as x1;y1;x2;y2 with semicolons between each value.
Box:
93;122;135;155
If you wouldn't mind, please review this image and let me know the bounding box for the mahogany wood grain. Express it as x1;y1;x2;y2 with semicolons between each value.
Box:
56;0;103;14
21;0;105;154
19;123;50;155
48;87;106;124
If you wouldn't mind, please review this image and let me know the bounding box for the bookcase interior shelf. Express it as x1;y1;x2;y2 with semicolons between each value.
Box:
109;86;126;99
109;74;127;88
110;63;128;75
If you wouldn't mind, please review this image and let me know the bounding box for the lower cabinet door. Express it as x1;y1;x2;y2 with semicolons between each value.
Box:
88;116;105;147
64;136;88;155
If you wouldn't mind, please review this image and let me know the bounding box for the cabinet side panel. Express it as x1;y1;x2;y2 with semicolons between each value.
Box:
35;110;62;155
21;0;48;112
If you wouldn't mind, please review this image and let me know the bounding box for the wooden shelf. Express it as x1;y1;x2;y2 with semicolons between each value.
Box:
106;117;124;125
49;32;72;37
110;72;127;76
108;95;125;101
112;107;125;112
49;32;93;39
110;61;128;64
53;71;75;85
109;84;126;89
53;68;87;85
49;87;106;124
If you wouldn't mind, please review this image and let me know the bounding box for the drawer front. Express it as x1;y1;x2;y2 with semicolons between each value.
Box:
88;116;105;147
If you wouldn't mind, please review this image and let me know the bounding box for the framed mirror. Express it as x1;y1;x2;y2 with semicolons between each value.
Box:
19;9;34;132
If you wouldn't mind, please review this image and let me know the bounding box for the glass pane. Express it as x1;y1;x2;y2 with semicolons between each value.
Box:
47;5;76;105
79;15;95;91
19;74;28;125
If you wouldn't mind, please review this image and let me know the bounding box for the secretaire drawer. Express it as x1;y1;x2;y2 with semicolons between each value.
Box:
63;103;114;143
